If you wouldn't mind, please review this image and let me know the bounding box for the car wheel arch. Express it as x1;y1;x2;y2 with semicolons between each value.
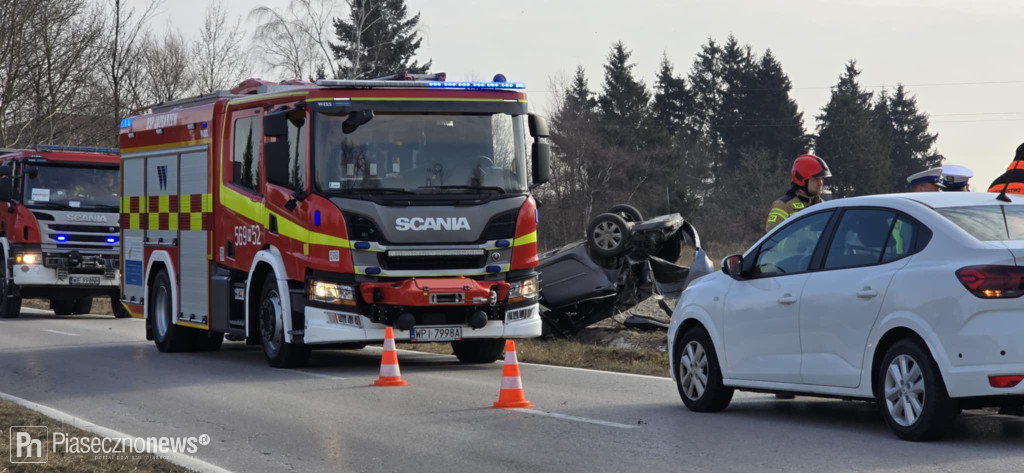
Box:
870;327;936;398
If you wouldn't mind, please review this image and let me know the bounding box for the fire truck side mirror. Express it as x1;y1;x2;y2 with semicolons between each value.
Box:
528;114;549;138
528;114;551;185
0;168;13;202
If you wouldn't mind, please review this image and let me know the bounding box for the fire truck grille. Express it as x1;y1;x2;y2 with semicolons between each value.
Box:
38;221;119;249
378;249;487;271
478;210;518;241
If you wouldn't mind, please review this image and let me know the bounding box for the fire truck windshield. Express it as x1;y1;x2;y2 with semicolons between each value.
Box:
314;113;528;196
22;164;120;211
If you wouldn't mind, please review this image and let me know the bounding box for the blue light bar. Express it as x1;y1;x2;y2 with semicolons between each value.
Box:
120;117;132;128
56;234;68;242
426;81;525;89
495;240;511;248
354;241;371;250
106;236;118;244
365;267;382;275
486;265;502;273
314;210;321;226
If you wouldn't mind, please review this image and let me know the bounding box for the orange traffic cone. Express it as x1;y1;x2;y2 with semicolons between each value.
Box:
492;340;533;408
373;327;408;387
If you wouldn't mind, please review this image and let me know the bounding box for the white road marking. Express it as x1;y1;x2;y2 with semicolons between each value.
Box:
275;369;346;380
43;329;79;337
0;390;234;473
516;408;640;429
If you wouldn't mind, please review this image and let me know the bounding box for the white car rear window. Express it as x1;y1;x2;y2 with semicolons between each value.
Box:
936;205;1024;241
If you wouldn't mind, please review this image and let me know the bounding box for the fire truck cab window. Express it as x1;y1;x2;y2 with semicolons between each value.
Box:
233;116;261;193
314;113;528;195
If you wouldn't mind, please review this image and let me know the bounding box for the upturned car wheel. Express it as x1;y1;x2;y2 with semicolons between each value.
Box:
876;340;959;441
607;204;643;223
587;213;630;258
676;327;733;412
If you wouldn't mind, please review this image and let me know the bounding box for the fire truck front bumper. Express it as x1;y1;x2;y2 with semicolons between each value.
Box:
12;263;119;288
302;303;542;345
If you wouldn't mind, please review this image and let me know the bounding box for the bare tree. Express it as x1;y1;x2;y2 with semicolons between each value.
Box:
0;0;42;146
141;29;194;104
250;0;340;80
105;0;162;119
192;0;251;94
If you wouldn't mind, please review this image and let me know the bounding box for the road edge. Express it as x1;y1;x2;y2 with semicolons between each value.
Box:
0;390;233;473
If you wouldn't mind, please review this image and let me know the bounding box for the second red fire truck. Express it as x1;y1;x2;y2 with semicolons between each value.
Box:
118;74;550;367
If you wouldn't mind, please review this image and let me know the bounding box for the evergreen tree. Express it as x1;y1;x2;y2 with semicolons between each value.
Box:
560;66;599;123
597;41;652;147
745;49;808;166
875;84;944;190
331;0;431;79
652;54;695;141
687;38;724;152
715;35;757;170
814;60;888;197
241;125;255;188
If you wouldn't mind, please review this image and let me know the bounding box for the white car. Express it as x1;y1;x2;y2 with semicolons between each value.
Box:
667;192;1024;441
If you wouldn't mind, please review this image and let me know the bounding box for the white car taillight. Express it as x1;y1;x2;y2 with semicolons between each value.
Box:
956;265;1024;298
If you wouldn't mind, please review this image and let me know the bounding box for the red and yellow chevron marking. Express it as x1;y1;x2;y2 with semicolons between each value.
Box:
120;194;213;231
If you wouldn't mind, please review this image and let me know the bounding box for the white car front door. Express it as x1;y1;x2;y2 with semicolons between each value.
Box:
799;209;920;388
723;210;833;383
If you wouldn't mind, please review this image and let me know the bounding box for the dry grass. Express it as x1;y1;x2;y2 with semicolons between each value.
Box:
0;400;186;472
400;337;670;378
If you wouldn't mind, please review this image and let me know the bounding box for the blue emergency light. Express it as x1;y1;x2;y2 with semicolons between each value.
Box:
119;117;132;128
106;236;118;244
56;234;68;242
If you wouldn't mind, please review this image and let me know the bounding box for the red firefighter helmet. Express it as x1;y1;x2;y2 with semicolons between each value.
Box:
792;154;831;187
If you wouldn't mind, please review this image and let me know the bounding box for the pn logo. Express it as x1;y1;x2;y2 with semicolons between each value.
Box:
157;165;168;191
10;426;47;463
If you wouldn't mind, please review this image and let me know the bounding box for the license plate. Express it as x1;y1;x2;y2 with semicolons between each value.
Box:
69;276;101;285
410;326;462;342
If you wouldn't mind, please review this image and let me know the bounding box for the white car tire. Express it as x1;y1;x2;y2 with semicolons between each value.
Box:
676;327;733;412
876;340;959;441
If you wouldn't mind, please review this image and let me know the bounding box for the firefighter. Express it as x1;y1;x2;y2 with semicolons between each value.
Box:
906;167;944;192
989;142;1024;195
941;165;973;191
765;154;831;233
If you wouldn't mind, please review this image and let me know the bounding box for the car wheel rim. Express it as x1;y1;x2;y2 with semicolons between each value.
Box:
260;289;283;354
155;285;169;338
679;340;709;401
884;354;926;427
593;222;623;250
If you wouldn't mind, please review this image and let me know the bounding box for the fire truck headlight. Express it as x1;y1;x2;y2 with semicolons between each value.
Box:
509;276;540;303
15;253;40;265
310;280;356;306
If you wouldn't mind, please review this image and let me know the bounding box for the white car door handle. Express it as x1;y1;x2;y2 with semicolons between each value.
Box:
777;295;798;305
857;289;879;299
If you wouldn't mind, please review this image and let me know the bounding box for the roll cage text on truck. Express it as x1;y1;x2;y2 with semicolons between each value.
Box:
0;146;127;319
118;74;552;367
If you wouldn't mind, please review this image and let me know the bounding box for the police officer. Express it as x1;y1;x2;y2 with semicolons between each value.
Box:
766;154;831;233
942;165;973;192
906;167;944;192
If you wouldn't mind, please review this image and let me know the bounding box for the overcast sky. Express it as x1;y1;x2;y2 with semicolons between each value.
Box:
157;0;1024;190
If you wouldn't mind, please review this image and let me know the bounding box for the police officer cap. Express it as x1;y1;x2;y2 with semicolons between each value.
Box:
907;167;944;186
941;164;974;190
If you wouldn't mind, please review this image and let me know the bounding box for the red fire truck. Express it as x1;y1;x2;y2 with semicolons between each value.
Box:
0;146;128;318
118;74;550;367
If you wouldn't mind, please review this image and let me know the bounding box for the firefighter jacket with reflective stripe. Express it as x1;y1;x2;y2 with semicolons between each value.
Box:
765;187;824;233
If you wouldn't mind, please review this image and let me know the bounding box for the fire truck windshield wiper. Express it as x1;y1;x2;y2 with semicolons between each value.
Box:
418;185;506;193
334;187;416;195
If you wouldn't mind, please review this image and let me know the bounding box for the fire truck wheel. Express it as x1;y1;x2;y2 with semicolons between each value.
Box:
151;270;195;353
73;297;93;315
111;296;132;318
259;273;311;368
51;299;75;316
451;339;505;364
0;260;21;319
193;331;224;352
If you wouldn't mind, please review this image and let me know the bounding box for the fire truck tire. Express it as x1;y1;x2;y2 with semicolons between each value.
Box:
451;339;505;364
259;273;311;368
151;270;195;353
193;330;224;352
111;296;132;318
73;297;93;315
51;299;75;316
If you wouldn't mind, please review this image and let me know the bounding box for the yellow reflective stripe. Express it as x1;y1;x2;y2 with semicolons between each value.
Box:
202;193;213;212
158;195;169;213
168;213;179;231
129;214;139;229
219;183;351;247
191;213;202;230
355;266;510;277
176;319;208;329
121;196;130;213
513;231;537;247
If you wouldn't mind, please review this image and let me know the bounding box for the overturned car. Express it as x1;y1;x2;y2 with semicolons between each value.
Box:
536;205;713;336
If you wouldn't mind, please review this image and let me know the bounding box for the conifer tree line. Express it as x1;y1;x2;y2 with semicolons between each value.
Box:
541;37;944;251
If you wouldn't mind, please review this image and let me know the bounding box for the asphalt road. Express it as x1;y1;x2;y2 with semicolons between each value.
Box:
1;309;1023;473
